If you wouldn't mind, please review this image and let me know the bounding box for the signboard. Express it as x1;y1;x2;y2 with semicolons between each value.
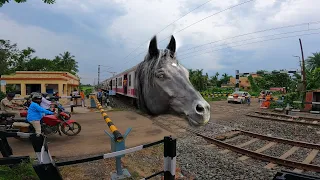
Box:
108;90;116;95
0;80;6;86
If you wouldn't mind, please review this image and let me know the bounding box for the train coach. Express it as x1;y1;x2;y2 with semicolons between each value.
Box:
104;65;138;99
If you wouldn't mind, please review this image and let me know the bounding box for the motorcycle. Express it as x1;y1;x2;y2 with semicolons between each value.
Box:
12;103;81;137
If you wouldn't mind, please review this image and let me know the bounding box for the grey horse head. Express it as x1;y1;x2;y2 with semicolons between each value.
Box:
135;35;210;126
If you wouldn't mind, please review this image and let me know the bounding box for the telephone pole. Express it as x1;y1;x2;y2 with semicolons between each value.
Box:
98;65;100;87
299;38;307;107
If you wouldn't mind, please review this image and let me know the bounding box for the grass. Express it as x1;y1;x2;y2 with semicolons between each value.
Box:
204;96;227;102
0;161;39;180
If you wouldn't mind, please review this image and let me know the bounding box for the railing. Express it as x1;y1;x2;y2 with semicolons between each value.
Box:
0;131;177;180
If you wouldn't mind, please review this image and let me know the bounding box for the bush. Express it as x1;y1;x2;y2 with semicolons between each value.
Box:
84;88;93;98
0;91;5;100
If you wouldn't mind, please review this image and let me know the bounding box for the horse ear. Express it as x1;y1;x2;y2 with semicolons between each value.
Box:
166;35;176;54
148;36;159;58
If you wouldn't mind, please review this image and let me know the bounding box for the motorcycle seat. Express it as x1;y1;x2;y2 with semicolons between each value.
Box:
12;122;30;127
0;111;15;117
12;117;27;122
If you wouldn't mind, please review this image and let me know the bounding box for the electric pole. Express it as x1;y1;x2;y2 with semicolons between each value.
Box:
299;38;307;107
98;65;100;87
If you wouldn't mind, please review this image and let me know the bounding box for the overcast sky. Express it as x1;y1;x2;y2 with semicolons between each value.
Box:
1;0;320;84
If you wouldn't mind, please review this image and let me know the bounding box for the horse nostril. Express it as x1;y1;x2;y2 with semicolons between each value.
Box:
196;104;205;113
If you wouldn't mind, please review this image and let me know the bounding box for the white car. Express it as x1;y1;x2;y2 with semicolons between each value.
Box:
227;91;251;104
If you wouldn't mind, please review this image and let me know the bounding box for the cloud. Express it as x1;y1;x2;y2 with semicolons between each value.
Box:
1;0;320;85
0;12;117;84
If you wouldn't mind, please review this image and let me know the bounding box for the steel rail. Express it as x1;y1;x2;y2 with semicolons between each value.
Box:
238;130;320;149
246;114;320;127
197;133;320;172
254;111;320;122
157;118;320;172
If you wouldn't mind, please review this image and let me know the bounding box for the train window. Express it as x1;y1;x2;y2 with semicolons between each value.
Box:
128;74;131;86
118;77;122;86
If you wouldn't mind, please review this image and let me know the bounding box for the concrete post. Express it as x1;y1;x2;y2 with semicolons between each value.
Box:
58;83;63;96
41;83;46;93
20;83;26;97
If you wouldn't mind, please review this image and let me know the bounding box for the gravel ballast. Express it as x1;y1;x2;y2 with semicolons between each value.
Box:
111;97;320;179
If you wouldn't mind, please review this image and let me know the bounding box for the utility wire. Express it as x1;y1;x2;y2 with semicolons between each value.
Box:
178;31;320;60
123;0;255;66
178;27;320;58
158;0;256;44
121;0;215;61
128;20;320;62
178;21;320;53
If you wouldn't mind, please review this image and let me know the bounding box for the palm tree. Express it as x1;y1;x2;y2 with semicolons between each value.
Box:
55;51;79;74
306;52;320;71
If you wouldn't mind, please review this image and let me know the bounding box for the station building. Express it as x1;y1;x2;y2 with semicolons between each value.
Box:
0;71;80;98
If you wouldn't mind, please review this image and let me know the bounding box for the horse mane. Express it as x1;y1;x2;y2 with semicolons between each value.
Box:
135;49;176;114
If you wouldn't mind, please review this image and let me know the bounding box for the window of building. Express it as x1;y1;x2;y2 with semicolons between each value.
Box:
128;74;132;86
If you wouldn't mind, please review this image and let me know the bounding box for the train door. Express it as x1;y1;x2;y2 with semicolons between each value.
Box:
115;78;118;92
123;74;128;94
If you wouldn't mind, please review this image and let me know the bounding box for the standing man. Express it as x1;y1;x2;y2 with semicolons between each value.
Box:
80;90;86;107
97;89;103;105
72;88;79;106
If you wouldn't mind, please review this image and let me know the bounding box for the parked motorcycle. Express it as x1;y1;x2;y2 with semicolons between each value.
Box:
12;103;81;137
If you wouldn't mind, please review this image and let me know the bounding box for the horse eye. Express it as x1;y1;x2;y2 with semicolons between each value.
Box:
156;72;165;79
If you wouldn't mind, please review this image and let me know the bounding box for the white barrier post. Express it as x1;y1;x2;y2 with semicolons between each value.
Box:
164;136;176;180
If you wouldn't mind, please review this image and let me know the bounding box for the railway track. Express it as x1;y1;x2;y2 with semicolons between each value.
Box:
246;111;320;127
153;117;320;173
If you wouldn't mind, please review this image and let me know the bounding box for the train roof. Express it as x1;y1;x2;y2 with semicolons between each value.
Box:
105;64;138;81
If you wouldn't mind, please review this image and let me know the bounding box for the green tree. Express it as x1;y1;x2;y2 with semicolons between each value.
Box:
25;58;54;71
0;0;55;7
306;52;320;71
13;47;36;71
0;39;19;75
247;75;259;92
0;39;79;75
188;69;208;91
220;73;230;85
306;68;320;90
53;51;79;75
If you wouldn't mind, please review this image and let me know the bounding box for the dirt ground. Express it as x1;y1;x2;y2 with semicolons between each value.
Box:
7;108;174;158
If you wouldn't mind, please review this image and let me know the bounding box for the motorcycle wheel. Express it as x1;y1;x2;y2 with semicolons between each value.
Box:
60;122;81;136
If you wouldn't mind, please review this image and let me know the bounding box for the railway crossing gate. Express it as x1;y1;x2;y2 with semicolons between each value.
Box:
234;70;301;92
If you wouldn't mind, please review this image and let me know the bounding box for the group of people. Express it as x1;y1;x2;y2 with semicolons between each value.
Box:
258;90;273;108
1;92;57;134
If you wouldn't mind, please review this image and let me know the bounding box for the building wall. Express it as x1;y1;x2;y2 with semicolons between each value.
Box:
229;77;251;90
0;71;79;97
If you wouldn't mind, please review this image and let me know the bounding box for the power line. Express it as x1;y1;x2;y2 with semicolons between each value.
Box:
158;0;256;44
178;21;320;54
178;31;320;60
121;0;215;61
123;0;255;66
178;27;320;58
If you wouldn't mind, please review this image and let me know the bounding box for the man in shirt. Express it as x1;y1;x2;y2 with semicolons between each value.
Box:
0;92;22;116
97;89;103;105
80;90;86;107
40;93;53;111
